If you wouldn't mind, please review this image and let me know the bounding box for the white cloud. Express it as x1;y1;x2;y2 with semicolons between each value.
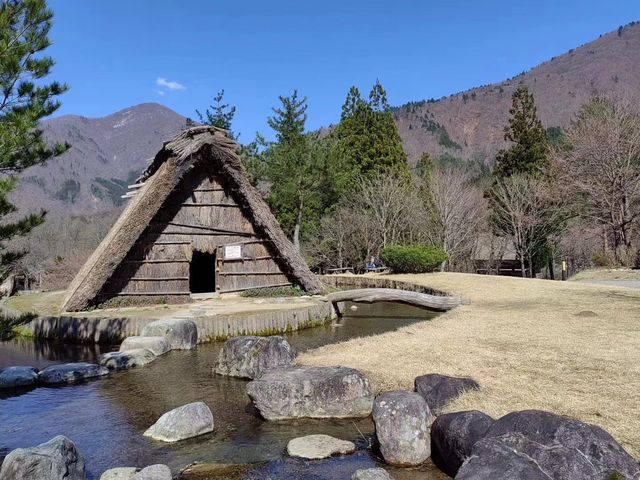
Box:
156;77;187;91
156;90;166;96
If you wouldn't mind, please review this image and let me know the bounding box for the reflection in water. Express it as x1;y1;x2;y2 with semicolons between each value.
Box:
0;303;443;480
0;337;110;369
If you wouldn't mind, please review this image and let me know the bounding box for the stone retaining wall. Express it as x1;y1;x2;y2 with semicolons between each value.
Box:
23;302;334;344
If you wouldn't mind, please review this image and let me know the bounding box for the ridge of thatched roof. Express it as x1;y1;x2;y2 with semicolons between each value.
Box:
61;126;323;312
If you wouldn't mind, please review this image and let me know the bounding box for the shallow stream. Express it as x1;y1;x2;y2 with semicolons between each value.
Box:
0;302;446;479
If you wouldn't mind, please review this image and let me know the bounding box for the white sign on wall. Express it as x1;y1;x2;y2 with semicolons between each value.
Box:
224;245;243;260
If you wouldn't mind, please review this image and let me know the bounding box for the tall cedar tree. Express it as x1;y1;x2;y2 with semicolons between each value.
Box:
196;89;237;136
493;85;549;178
0;0;68;276
490;86;554;276
335;80;410;180
263;91;321;250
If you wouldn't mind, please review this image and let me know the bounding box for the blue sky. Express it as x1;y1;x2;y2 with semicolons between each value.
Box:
48;0;638;140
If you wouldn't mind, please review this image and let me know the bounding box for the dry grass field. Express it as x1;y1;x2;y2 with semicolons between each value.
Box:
298;273;640;457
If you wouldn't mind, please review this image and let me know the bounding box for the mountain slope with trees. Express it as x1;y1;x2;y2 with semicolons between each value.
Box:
394;21;640;165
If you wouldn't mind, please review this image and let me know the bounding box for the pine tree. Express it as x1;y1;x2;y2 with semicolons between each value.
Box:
493;85;548;179
335;80;409;179
0;0;69;277
262;91;319;249
196;89;237;136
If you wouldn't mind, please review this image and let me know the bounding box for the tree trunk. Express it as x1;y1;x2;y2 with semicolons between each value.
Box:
293;195;303;251
520;256;526;278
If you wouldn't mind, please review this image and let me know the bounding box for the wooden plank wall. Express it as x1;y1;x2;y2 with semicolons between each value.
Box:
97;166;292;303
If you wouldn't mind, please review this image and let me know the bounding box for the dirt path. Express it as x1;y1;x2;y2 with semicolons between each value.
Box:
299;273;640;457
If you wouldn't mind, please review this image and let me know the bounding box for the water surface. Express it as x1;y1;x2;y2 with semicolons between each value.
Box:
0;302;444;479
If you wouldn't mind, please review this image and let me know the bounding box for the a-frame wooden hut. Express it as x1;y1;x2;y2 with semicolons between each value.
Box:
62;126;323;312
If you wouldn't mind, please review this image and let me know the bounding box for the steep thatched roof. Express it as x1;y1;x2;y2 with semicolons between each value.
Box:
61;126;323;312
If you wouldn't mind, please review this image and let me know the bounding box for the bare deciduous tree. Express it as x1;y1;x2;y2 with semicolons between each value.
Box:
556;97;640;266
490;174;567;277
312;175;424;269
425;168;487;270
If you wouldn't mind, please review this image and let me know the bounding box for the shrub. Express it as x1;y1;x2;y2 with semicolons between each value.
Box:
380;245;447;274
592;251;615;268
240;286;305;298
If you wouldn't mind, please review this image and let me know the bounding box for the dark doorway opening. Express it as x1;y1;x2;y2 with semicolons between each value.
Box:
189;251;216;293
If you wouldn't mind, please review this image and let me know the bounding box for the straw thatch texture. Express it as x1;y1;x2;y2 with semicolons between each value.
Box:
62;126;323;312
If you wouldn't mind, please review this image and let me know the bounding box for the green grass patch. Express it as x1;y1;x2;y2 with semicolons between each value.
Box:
0;313;37;340
240;286;306;298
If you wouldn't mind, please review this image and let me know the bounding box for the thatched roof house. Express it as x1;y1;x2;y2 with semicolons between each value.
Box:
62;126;323;312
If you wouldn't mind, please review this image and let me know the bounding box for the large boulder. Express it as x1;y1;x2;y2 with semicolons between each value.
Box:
144;401;214;442
246;365;373;420
480;410;640;479
140;318;197;349
100;467;138;480
214;335;296;379
120;336;171;356
456;432;601;479
100;349;156;370
351;468;394;480
38;363;108;385
0;366;39;388
414;374;479;413
132;464;172;480
0;435;86;480
287;434;355;459
430;410;494;476
372;390;433;466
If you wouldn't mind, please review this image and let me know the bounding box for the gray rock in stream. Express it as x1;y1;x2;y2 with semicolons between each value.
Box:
351;468;394;480
38;362;108;384
140;318;197;349
132;464;172;480
214;335;296;379
0;366;39;388
287;434;355;459
100;467;139;480
372;390;433;466
100;349;156;370
0;435;86;480
246;365;374;420
144;401;214;442
120;336;171;356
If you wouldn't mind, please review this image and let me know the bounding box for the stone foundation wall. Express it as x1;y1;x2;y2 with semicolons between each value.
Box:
23;302;334;344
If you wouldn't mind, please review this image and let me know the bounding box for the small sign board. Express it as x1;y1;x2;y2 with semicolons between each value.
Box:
224;244;243;260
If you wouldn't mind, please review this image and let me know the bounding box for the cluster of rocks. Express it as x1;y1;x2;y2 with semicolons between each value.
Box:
4;332;639;480
0;318;197;393
100;318;197;371
216;336;639;479
0;362;109;389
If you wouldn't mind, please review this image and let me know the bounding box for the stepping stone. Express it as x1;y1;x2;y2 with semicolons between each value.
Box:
100;349;156;370
120;336;171;356
39;363;108;384
287;434;355;459
0;366;39;388
132;464;171;480
144;401;214;442
351;468;394;480
100;467;138;480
